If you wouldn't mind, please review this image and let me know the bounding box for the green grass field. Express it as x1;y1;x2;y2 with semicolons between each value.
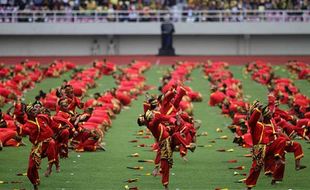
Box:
0;65;309;190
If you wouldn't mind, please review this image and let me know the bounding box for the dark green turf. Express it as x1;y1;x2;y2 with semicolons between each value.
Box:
0;65;309;190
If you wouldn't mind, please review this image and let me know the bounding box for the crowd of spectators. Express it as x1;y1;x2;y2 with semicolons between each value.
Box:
0;0;309;11
0;0;309;22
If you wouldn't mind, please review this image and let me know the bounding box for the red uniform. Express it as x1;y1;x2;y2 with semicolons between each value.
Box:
209;91;226;106
12;102;26;124
245;108;286;188
265;133;304;180
115;91;132;106
74;128;102;152
277;118;305;139
67;96;83;114
172;113;196;158
52;110;74;158
296;118;310;140
17;114;57;186
144;110;173;187
0;128;18;147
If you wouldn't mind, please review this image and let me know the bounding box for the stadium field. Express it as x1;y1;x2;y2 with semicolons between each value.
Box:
0;63;309;190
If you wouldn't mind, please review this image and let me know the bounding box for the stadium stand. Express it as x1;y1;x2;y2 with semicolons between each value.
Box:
0;1;310;57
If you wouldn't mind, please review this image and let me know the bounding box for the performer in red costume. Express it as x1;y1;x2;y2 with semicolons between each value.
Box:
53;98;76;159
137;107;174;190
63;85;84;114
17;102;57;190
7;99;27;124
245;101;286;189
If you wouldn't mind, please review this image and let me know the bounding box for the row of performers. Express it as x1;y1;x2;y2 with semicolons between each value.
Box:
0;60;76;106
205;61;309;190
246;60;309;119
137;61;204;190
0;60;151;190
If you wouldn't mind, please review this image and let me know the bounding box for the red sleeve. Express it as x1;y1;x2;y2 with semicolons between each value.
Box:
162;90;175;106
52;116;74;129
75;97;83;109
17;123;30;137
248;108;262;131
143;102;150;113
37;114;50;124
153;112;172;126
180;112;193;123
173;86;187;108
154;149;160;166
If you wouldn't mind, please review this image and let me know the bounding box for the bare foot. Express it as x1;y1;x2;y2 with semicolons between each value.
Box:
19;140;27;146
44;166;52;177
33;184;39;190
152;167;159;176
187;143;196;152
271;179;282;185
98;144;106;151
56;164;61;173
296;165;306;171
182;156;188;162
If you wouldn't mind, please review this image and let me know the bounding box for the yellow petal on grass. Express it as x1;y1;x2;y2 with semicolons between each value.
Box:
127;166;144;170
216;128;223;132
128;153;139;157
199;132;208;136
134;173;151;176
124;178;139;183
219;135;228;139
198;145;212;148
237;178;246;183
136;132;144;136
16;173;27;176
138;159;154;163
243;154;252;157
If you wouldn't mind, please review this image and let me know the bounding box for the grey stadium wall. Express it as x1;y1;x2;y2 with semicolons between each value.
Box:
0;22;310;56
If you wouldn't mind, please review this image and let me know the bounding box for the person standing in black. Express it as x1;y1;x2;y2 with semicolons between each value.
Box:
159;14;176;56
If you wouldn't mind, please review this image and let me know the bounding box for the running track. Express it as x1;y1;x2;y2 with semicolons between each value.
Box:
1;55;310;65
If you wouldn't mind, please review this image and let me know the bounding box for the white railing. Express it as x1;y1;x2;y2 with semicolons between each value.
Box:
0;10;309;23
